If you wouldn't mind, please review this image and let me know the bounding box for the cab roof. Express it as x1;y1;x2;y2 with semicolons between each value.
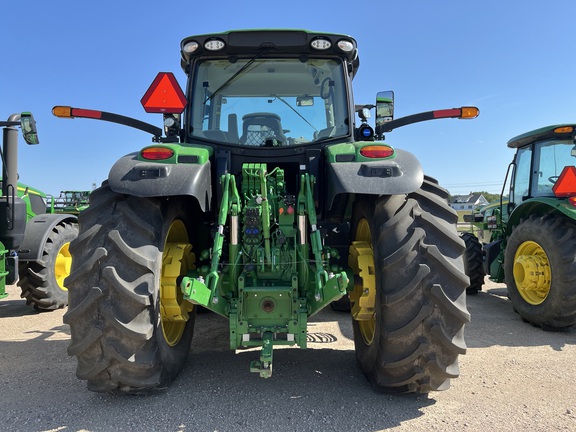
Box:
180;29;359;77
507;124;576;148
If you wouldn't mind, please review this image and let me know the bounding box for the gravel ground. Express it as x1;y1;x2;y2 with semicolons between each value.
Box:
1;279;575;432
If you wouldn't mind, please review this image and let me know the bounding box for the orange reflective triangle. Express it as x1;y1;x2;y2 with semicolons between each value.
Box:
141;72;187;114
552;165;576;197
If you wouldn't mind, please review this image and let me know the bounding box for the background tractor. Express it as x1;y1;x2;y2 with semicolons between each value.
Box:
0;113;80;310
463;124;576;330
54;29;478;394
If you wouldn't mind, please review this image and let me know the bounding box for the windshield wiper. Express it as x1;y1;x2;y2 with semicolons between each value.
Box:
204;47;273;104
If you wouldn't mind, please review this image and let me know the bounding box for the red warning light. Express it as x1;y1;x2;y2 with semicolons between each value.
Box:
552;166;576;197
141;72;187;114
359;145;394;159
141;146;175;160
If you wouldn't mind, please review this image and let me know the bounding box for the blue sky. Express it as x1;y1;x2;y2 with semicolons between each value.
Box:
2;0;575;196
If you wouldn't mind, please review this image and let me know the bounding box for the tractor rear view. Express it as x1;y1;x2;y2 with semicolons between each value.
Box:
464;125;576;329
55;29;478;394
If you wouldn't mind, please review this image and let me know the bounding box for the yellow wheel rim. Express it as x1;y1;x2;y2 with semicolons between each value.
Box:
513;240;551;305
54;242;72;290
348;218;376;345
161;220;195;346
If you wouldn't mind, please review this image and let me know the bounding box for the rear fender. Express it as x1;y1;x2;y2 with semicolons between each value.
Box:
108;152;213;211
506;198;576;234
326;148;423;209
18;214;78;262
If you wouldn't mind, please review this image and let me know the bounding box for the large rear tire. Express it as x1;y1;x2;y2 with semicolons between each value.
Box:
19;222;78;310
461;232;485;295
349;177;470;393
504;213;576;329
63;184;198;393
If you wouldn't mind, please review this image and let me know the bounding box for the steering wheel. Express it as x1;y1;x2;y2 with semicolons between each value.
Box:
548;175;559;184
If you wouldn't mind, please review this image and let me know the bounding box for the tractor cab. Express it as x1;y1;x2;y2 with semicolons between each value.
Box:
507;124;576;206
179;31;358;148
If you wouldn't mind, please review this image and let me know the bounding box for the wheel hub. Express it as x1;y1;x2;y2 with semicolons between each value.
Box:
348;218;376;344
513;240;551;305
348;241;376;321
54;242;72;290
161;220;195;346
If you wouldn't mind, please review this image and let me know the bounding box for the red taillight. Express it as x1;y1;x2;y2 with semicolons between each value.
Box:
141;147;174;160
141;72;187;114
552;166;576;197
359;145;395;159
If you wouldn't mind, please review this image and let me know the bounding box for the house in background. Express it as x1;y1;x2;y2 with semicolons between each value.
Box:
449;193;489;211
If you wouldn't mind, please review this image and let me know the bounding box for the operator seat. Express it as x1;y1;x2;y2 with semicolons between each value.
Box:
240;113;287;146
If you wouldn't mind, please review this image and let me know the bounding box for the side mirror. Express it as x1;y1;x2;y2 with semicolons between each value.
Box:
375;91;394;128
20;112;39;145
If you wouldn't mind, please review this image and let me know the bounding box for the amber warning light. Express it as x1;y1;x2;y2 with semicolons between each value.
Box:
141;72;187;114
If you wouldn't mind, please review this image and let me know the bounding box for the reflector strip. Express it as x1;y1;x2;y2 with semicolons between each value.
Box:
552;166;576;197
433;108;461;118
71;108;102;119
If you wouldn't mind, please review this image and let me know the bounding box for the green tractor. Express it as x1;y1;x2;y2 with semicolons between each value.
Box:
0;113;79;310
463;124;576;330
54;29;478;393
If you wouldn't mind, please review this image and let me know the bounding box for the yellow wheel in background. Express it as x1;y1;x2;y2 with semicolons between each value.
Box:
19;221;78;310
504;214;576;330
513;240;551;305
54;242;72;290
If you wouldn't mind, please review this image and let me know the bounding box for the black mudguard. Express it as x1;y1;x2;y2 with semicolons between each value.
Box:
483;239;502;276
18;214;78;262
326;148;424;209
107;152;213;211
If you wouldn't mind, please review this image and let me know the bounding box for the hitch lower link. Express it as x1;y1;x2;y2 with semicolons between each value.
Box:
249;331;274;378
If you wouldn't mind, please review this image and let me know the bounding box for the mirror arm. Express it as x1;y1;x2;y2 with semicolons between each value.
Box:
375;108;475;135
